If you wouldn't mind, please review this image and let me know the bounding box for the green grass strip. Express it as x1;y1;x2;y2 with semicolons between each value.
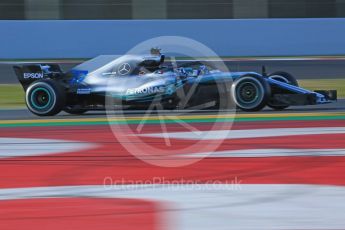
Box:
0;115;344;128
0;84;24;108
299;79;345;98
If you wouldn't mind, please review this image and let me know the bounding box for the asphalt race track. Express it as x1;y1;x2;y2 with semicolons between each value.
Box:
0;99;344;120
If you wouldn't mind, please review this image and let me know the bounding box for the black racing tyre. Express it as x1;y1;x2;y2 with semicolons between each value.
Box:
63;107;88;115
269;71;299;87
268;71;298;110
25;80;65;116
231;74;271;112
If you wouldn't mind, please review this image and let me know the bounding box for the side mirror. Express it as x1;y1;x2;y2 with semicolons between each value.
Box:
262;66;268;77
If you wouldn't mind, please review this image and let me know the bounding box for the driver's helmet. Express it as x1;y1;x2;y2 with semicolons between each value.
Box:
150;47;161;56
138;66;147;75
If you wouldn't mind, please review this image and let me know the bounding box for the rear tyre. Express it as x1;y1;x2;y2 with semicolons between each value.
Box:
25;80;65;116
231;74;271;112
267;72;298;110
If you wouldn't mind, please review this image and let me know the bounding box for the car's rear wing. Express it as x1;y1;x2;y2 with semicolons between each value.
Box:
13;64;63;90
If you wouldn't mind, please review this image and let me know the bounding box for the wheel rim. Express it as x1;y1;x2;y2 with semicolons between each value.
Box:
235;78;264;109
30;88;52;109
236;81;263;108
237;82;259;104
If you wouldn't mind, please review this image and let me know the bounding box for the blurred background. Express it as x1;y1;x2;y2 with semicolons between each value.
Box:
1;0;345;19
0;0;345;105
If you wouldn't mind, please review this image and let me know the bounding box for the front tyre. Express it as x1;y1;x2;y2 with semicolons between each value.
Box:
267;71;298;110
269;71;298;87
231;74;271;112
25;80;65;116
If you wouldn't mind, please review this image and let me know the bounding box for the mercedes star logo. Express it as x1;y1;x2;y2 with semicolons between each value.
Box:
118;63;131;75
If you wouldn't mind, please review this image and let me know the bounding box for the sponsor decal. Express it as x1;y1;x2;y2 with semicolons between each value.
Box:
77;88;92;95
118;63;131;75
126;86;165;95
102;72;117;76
166;85;175;95
23;72;43;79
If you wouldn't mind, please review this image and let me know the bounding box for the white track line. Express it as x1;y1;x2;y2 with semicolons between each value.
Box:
182;148;345;158
140;127;345;140
0;138;96;158
1;184;345;230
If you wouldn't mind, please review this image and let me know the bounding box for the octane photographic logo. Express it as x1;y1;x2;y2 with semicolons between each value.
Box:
105;36;236;167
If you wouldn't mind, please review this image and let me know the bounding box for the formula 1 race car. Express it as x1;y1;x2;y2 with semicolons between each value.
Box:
14;52;337;116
